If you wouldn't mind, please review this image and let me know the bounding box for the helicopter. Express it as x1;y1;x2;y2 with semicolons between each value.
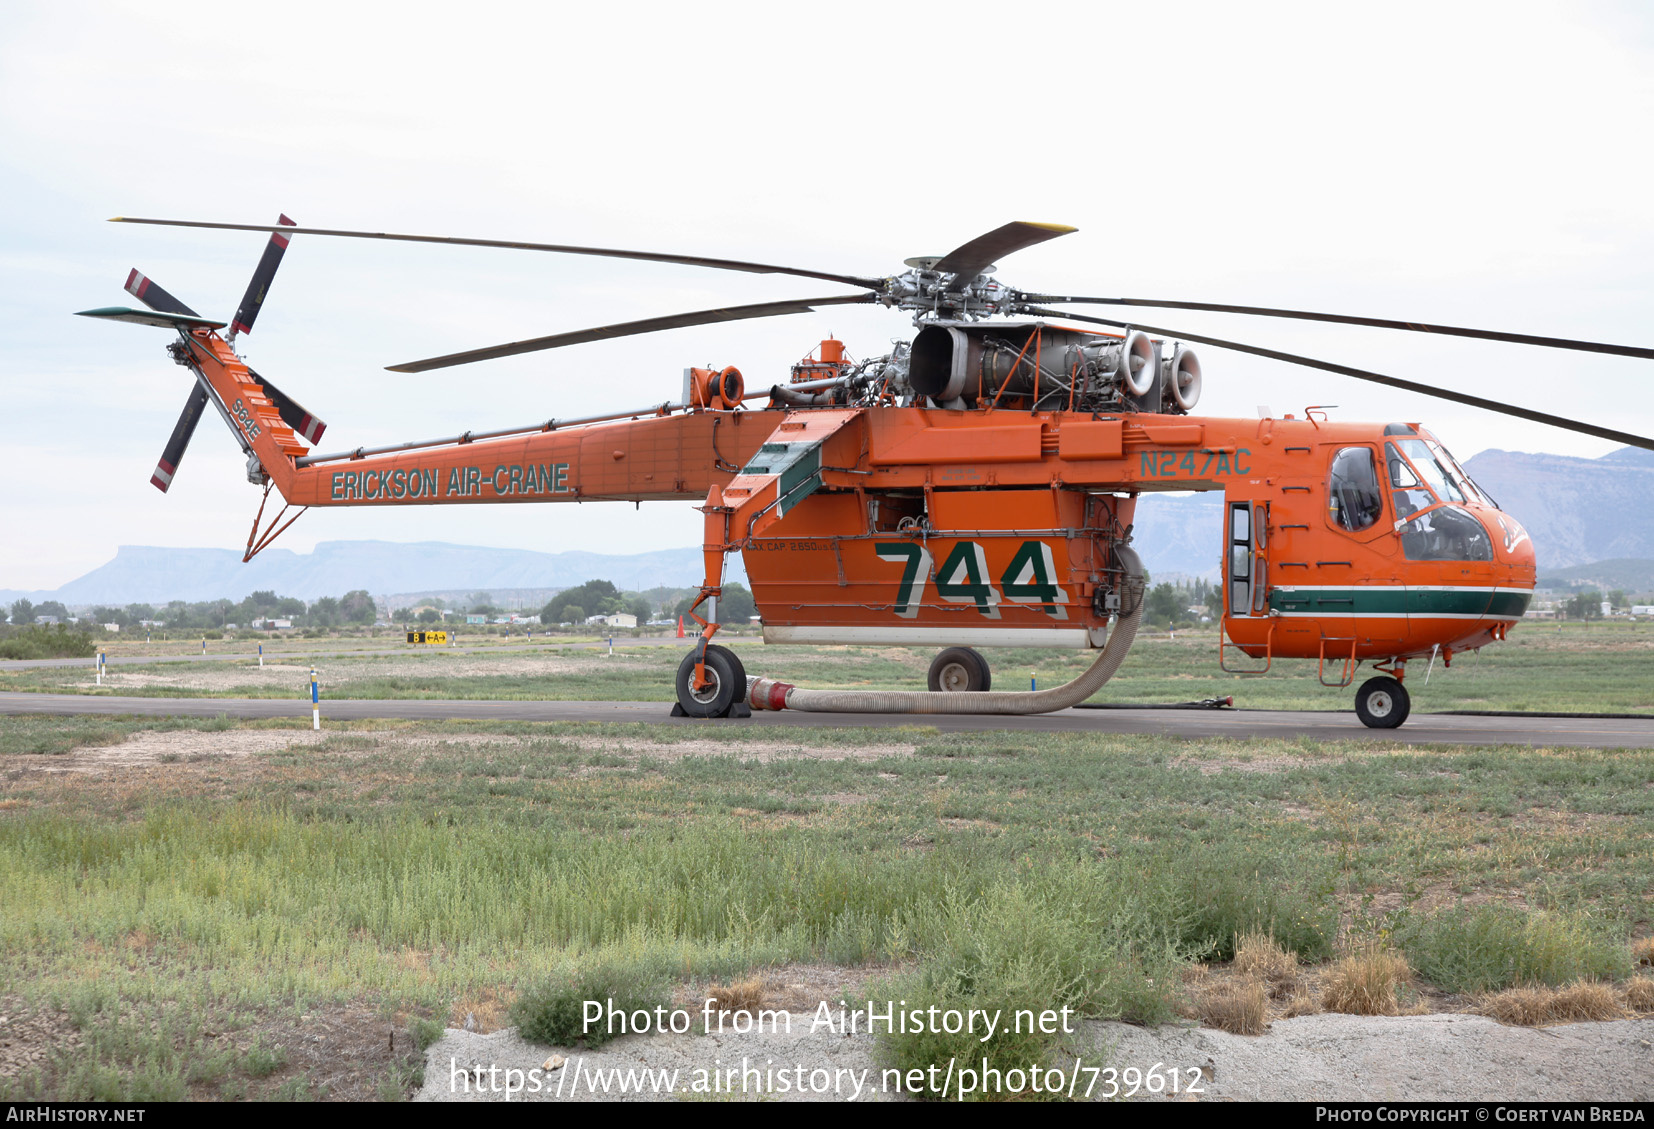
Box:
78;218;1654;727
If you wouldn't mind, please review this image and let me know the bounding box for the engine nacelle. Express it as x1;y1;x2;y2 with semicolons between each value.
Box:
908;323;1173;413
1162;345;1202;413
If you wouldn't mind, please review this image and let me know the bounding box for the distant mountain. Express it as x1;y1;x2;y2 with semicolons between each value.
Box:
1537;559;1654;593
1463;446;1654;568
0;541;745;607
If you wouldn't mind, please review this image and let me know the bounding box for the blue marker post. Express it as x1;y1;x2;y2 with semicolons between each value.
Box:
96;649;105;686
608;635;614;657
259;642;264;669
1031;671;1037;691
310;667;320;730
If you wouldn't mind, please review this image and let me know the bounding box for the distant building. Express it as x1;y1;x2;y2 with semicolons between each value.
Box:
33;616;59;625
588;613;637;629
509;614;540;625
466;615;487;625
1632;605;1654;617
102;623;121;633
251;618;292;629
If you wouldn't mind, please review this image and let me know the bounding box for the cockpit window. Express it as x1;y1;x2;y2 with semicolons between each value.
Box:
1423;439;1491;507
1395;439;1465;504
1399;504;1493;562
1386;443;1437;522
1327;446;1383;531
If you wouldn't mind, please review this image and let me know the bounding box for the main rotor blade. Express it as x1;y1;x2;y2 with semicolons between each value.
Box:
111;217;885;291
388;293;878;373
1020;306;1654;452
935;222;1076;288
1019;294;1654;361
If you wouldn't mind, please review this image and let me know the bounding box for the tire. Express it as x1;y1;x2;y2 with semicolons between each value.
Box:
1355;676;1410;729
675;646;740;717
927;646;992;693
706;644;747;699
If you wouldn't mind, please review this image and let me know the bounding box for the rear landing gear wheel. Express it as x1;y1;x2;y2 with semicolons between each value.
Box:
1355;676;1410;729
675;646;742;718
928;647;992;693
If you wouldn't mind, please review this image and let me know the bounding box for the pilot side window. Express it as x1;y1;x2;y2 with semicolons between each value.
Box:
1327;447;1383;532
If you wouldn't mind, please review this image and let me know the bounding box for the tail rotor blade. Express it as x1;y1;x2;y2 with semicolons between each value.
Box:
124;269;199;317
152;386;209;492
230;214;297;337
253;371;326;444
122;264;329;450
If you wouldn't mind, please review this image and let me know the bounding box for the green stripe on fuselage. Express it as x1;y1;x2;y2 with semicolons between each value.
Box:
1268;588;1531;618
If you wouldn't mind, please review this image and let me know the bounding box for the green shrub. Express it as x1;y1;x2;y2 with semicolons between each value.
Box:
873;877;1187;1101
511;961;670;1048
0;624;96;660
408;1016;446;1050
1166;850;1339;963
1396;906;1630;993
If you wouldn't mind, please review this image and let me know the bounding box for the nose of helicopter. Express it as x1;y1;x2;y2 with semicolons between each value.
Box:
1484;507;1536;571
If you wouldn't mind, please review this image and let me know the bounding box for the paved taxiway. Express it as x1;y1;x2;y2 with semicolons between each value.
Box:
2;692;1649;748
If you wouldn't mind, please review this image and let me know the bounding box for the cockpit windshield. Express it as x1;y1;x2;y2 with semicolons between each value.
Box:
1394;439;1466;504
1423;439;1493;507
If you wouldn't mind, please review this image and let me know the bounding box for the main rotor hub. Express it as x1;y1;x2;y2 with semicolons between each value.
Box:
880;266;1019;323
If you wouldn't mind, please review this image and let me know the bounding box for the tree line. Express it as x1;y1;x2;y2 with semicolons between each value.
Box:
6;589;379;632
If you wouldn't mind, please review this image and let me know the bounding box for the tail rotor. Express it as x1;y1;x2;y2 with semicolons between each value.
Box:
112;217;327;491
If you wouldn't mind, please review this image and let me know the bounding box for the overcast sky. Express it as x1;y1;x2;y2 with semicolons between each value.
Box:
3;0;1650;591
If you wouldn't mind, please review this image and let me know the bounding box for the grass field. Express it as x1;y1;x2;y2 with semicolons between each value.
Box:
7;621;1653;715
1;702;1650;1100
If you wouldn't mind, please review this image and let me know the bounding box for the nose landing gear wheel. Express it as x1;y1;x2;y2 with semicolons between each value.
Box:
674;645;749;718
1355;676;1410;729
927;646;992;693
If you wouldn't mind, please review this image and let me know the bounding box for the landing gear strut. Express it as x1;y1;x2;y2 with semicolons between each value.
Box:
928;647;992;693
1355;675;1410;729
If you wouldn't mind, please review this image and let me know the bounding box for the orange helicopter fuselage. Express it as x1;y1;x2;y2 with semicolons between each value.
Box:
184;325;1535;674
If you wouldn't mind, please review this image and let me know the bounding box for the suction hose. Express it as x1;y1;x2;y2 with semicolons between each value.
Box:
748;545;1145;716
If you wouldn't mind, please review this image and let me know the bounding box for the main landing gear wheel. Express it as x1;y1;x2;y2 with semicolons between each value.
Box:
674;645;748;718
1355;676;1410;729
927;647;992;693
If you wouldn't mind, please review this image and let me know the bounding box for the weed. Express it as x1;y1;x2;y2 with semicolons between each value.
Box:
1233;930;1299;987
1396;907;1630;993
512;962;670;1048
1625;977;1654;1012
1323;946;1411;1016
242;1039;288;1078
1197;978;1269;1035
1479;982;1626;1026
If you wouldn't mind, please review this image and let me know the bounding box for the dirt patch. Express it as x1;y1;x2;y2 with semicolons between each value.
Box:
0;1000;83;1084
565;737;916;763
1171;754;1325;775
64;652;648;694
236;1000;430;1101
15;729;330;774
